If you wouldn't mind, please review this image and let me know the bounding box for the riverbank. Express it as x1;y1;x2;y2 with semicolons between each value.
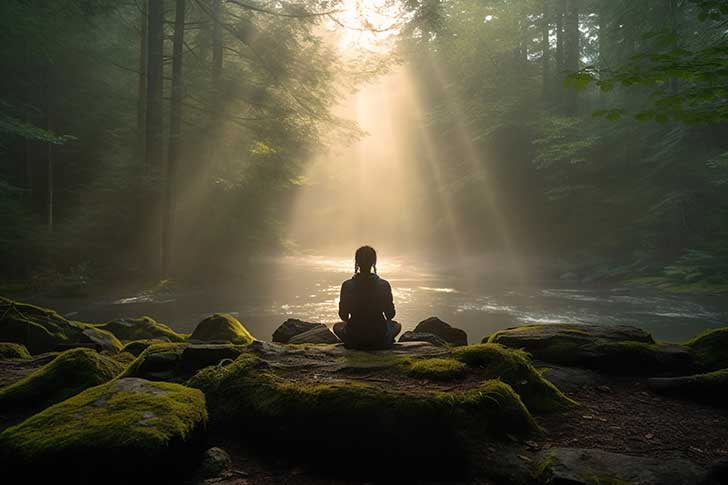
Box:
0;297;727;483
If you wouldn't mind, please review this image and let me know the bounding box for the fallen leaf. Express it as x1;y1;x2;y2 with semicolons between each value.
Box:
645;433;654;440
518;455;532;462
582;415;594;420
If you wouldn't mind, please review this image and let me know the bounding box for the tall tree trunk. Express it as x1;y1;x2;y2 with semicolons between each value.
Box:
209;0;224;172
146;0;164;273
564;0;580;114
145;0;163;173
137;0;148;161
542;0;551;98
555;0;565;73
163;0;186;276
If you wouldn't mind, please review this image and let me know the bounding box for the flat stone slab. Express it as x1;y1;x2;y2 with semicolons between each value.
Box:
537;447;706;484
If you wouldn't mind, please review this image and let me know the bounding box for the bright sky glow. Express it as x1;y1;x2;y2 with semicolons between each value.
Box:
332;0;408;52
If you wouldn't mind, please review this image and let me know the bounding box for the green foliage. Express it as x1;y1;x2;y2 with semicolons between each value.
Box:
0;342;31;360
0;348;124;414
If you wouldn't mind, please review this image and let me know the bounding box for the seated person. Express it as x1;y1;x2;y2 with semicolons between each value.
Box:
333;246;401;350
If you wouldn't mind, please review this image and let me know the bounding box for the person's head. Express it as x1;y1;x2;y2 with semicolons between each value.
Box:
354;245;377;274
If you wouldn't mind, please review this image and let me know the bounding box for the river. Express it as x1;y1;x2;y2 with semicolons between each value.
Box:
28;254;728;344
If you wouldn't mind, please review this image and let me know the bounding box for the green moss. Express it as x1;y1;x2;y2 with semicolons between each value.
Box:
0;348;125;413
188;354;537;439
407;358;467;381
189;313;254;344
685;327;728;371
0;378;207;466
0;342;31;359
81;326;123;353
0;297;82;353
97;316;185;343
452;344;574;413
121;339;169;356
121;343;188;381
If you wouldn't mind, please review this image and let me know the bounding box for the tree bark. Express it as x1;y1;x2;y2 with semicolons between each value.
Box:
137;0;148;161
555;0;565;72
145;0;164;174
564;0;579;114
163;0;186;276
542;0;551;98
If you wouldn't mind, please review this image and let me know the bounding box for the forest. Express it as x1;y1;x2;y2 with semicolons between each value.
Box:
1;0;727;293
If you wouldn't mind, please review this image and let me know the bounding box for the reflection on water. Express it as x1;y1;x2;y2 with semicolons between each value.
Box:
36;255;728;343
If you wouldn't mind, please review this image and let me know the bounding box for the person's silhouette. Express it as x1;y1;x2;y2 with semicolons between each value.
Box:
333;246;401;349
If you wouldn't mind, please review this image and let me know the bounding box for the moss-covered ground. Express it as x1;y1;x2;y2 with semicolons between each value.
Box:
97;316;186;343
189;313;254;344
0;343;31;360
685;327;728;371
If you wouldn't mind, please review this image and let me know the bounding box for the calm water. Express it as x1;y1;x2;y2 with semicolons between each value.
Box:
34;255;728;343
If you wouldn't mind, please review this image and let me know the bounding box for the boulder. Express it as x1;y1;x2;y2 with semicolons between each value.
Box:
0;348;125;416
685;327;728;371
414;317;468;346
80;327;123;353
398;331;449;347
0;342;31;360
198;446;232;478
272;319;327;343
98;316;185;343
189;313;254;345
122;343;187;381
648;369;728;407
0;297;85;354
288;326;340;345
536;447;705;484
121;338;170;356
180;344;245;373
0;378;207;481
487;324;695;375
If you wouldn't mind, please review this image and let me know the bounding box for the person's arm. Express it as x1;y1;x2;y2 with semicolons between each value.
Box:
383;280;396;320
338;282;351;322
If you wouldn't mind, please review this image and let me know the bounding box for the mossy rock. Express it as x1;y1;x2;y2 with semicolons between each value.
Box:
453;344;574;413
122;343;188;381
0;342;31;360
97;316;185;343
80;326;123;353
0;378;207;482
685;327;728;371
648;369;728;407
0;297;85;354
0;348;125;415
122;342;245;381
189;313;254;345
121;339;170;356
407;358;467;381
188;354;536;477
487;324;694;376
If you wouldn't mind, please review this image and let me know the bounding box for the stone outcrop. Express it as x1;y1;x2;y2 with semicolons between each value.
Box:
272;319;327;343
413;317;468;346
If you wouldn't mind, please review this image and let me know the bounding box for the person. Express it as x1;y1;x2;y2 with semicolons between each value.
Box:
333;246;401;350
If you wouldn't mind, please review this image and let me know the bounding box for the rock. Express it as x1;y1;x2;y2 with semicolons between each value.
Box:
98;316;185;343
189;355;535;476
452;344;574;413
288;326;341;345
272;319;327;343
122;342;187;381
538;363;609;392
536;447;705;484
0;378;207;481
180;344;245;373
414;317;468;346
121;338;170;356
648;369;728;407
198;446;232;478
488;324;695;375
0;342;31;360
189;313;254;345
0;297;86;354
81;327;123;353
0;348;125;416
686;327;728;371
398;331;449;347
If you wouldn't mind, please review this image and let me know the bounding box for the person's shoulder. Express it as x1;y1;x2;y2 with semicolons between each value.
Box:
377;277;391;288
341;277;356;288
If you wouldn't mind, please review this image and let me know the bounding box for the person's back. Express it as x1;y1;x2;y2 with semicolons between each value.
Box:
334;246;400;350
